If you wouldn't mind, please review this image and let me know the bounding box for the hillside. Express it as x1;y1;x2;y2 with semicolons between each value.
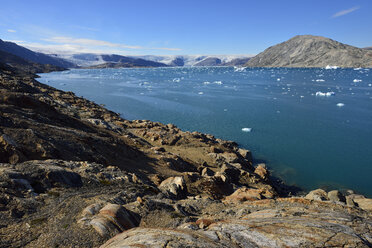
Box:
0;50;65;75
1;55;372;247
0;39;74;68
245;35;372;68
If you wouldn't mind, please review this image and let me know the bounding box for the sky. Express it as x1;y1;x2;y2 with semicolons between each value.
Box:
0;0;371;55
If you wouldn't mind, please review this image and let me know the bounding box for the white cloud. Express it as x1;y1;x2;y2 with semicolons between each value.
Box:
41;36;181;52
7;29;16;33
332;6;360;18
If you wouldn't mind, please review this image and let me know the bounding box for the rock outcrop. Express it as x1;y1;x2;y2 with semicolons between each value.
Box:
1;64;371;247
245;35;372;68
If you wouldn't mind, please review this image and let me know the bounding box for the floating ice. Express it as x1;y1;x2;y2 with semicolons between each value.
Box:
315;91;335;97
354;68;362;70
242;127;252;132
353;79;362;83
203;81;211;85
316;79;325;82
368;84;372;87
325;65;338;69
173;78;181;83
234;66;246;72
277;78;281;81
198;92;204;95
214;81;223;85
336;103;345;107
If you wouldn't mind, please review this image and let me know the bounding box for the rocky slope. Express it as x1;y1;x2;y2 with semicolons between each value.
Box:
245;35;372;68
0;66;371;247
0;39;74;68
0;50;65;75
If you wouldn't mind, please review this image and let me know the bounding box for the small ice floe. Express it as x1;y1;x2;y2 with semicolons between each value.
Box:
214;81;223;85
315;91;335;97
241;127;252;132
368;84;372;87
203;81;211;85
316;79;325;82
353;79;362;83
300;95;305;98
354;67;362;70
336;103;345;107
234;66;246;72
277;78;281;81
325;65;338;69
223;109;228;112
198;92;204;95
173;78;181;83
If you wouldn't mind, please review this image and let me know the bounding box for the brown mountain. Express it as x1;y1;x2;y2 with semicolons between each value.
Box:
245;35;372;68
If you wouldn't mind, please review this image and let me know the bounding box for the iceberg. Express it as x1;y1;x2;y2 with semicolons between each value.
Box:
241;127;252;132
234;66;246;72
315;91;335;97
353;79;362;83
315;79;325;82
336;103;345;107
325;65;338;69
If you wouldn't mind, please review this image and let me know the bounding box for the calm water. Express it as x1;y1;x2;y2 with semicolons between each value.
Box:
38;67;372;197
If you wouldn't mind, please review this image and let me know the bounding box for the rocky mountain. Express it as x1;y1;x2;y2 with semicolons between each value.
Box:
50;53;168;68
133;54;253;67
53;54;253;67
0;50;65;76
0;39;75;68
245;35;372;68
1;61;372;247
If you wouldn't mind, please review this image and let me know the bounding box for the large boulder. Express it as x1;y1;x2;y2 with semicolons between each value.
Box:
159;176;187;199
305;189;329;201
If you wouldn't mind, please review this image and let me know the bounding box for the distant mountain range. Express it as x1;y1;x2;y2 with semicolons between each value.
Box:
1;36;371;69
245;35;372;68
51;54;253;67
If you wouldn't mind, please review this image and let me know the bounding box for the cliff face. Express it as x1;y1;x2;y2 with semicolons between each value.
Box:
245;35;372;68
1;66;372;247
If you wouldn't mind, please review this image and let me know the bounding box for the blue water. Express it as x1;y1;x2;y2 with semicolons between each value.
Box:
38;67;372;197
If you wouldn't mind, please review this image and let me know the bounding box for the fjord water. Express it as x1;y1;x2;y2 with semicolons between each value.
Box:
38;67;372;196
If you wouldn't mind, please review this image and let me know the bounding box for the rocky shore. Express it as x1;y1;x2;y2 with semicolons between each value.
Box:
1;66;372;247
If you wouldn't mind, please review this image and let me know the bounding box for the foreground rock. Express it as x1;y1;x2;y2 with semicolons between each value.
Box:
1;65;371;247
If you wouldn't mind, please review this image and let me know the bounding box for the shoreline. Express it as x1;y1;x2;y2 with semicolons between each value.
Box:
1;68;372;247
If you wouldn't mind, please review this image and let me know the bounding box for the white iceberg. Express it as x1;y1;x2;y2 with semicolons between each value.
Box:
336;103;345;107
316;79;325;82
198;92;204;95
242;127;252;132
234;66;246;72
315;91;335;97
353;79;362;83
325;65;338;69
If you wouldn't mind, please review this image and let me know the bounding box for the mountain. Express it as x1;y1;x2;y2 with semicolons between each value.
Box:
0;39;74;68
245;35;372;68
194;57;222;66
50;53;167;68
364;47;372;50
0;50;65;76
132;55;253;67
53;54;253;67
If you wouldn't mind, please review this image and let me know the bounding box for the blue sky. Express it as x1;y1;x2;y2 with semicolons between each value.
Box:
0;0;371;55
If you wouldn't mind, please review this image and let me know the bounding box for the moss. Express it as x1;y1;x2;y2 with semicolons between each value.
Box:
99;179;112;185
